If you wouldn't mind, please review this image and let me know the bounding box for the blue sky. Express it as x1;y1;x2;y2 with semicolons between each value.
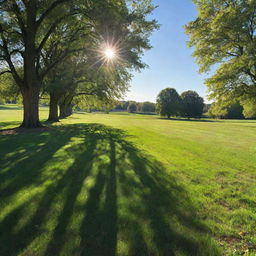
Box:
125;0;210;103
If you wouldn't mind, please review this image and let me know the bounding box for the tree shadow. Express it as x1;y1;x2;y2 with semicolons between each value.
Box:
0;123;221;256
0;105;23;110
158;117;217;123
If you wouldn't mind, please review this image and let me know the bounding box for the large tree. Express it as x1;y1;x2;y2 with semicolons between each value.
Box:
156;88;181;118
0;0;157;128
185;0;256;103
44;0;158;121
181;90;204;118
0;0;93;127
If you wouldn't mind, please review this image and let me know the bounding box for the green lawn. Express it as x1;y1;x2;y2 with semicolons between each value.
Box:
1;105;256;256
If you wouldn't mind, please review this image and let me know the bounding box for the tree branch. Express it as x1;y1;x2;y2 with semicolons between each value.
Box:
36;0;70;28
0;24;23;87
75;92;96;97
37;12;79;54
39;47;87;79
0;70;12;76
10;0;26;36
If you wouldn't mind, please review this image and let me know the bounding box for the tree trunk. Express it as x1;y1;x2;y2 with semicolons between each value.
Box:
48;93;59;122
59;102;73;119
20;87;42;128
19;4;42;129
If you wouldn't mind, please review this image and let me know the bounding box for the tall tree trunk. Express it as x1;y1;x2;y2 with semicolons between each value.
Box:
20;87;42;128
48;93;59;122
20;3;42;128
59;102;73;119
59;94;74;119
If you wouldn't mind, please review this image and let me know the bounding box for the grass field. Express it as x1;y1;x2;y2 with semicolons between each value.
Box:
0;105;256;256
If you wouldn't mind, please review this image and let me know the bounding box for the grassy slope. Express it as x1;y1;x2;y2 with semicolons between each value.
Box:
0;105;256;256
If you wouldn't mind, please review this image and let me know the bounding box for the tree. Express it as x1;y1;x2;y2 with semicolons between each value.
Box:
0;0;93;127
45;0;158;121
127;102;137;113
241;99;256;119
185;0;256;104
141;101;155;113
55;58;132;119
208;101;244;119
156;88;181;118
0;0;158;128
208;102;228;119
181;90;204;118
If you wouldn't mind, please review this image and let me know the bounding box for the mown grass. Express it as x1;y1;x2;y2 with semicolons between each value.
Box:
0;105;256;256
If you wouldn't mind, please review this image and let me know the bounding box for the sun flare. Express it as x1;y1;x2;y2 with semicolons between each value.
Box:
104;48;116;59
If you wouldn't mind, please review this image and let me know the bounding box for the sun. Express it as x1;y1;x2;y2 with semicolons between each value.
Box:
104;48;116;60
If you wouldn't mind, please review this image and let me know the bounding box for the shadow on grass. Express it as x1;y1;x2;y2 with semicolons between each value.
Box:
0;123;221;256
0;105;23;110
158;117;217;123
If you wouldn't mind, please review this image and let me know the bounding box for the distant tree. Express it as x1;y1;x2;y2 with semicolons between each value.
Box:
203;104;211;114
115;103;123;111
208;101;244;119
181;91;204;118
156;88;181;118
141;101;155;113
122;101;130;110
127;103;137;113
227;103;244;119
186;1;256;104
136;102;143;112
0;72;20;103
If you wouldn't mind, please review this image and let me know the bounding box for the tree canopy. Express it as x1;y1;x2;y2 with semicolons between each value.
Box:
208;101;244;119
185;0;256;104
0;0;158;128
181;90;204;118
156;88;181;118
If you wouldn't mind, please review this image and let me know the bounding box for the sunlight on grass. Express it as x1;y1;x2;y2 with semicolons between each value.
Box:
0;106;256;255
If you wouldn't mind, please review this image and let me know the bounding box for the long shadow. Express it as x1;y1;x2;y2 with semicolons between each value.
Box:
0;123;221;256
0;127;75;201
0;105;22;110
158;117;217;123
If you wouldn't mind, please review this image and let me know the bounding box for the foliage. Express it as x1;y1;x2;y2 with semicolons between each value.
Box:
156;88;181;118
181;90;204;118
141;101;156;113
186;0;256;102
208;102;228;119
127;102;137;113
0;72;20;102
241;98;256;119
208;101;244;119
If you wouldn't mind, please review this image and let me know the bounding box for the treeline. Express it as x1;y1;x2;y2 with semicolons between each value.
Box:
113;101;156;113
